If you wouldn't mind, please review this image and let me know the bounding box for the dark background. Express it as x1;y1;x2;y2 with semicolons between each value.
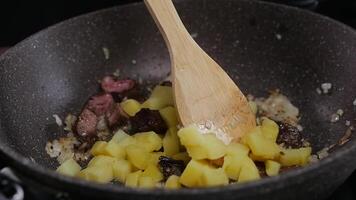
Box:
0;0;355;199
0;0;356;46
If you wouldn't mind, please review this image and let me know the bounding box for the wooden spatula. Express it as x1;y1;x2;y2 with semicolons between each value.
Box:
144;0;256;143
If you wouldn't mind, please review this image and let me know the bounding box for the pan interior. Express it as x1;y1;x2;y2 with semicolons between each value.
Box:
0;0;356;170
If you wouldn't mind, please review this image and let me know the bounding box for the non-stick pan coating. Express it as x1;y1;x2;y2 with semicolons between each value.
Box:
0;0;356;199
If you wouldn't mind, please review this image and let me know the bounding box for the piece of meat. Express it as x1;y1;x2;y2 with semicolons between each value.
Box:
75;108;98;137
106;103;128;127
101;76;135;94
277;122;303;148
87;93;114;116
158;156;185;181
130;108;168;134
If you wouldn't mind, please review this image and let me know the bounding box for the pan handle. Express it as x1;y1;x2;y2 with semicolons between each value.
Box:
0;168;24;200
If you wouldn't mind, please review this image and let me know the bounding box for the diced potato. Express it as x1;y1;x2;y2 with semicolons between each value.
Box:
172;152;191;165
142;86;173;110
103;140;126;159
111;130;132;143
88;155;117;167
134;131;162;152
148;152;165;166
238;157;261;182
261;118;279;142
163;127;180;156
226;143;250;157
245;127;281;161
165;175;182;189
179;160;208;187
222;155;247;180
126;145;151;170
125;170;143;187
249;101;258;115
139;177;156;188
141;165;163;183
113;159;132;182
178;125;205;146
90;141;108;156
159;106;179;128
279;147;312;167
56;158;81;177
200;168;229;187
120;99;141;117
265;160;281;176
77;165;113;183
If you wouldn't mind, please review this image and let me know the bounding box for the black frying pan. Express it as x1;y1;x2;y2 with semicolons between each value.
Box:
1;0;356;199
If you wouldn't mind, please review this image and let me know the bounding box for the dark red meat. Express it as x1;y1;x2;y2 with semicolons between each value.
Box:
75;108;98;137
106;103;128;127
130;108;168;134
277;122;303;148
101;76;135;94
87;93;114;116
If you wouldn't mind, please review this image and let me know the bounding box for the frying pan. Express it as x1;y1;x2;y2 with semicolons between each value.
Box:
0;0;356;199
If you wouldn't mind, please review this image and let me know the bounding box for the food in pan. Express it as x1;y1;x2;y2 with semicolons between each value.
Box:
46;74;313;188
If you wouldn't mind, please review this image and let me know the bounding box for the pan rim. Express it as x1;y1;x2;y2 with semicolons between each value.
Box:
1;0;356;196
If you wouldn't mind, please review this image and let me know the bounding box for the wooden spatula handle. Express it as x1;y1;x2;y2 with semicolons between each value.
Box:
144;0;194;56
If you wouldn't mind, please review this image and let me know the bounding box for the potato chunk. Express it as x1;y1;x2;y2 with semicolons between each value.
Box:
238;157;261;182
134;131;162;152
56;158;81;177
103;140;126;159
226;143;250;157
245;127;281;161
142;86;173;110
113;159;132;182
261;118;279;142
90;141;108;156
172;152;191;165
77;165;113;183
279;147;312;167
139;177;156;188
159;106;179;128
126;145;151;170
200;168;229;187
141;164;163;183
88;155;116;167
223;155;247;180
265;160;281;176
125;171;143;187
165;175;182;189
163;127;180;156
148;152;165;166
179;160;208;187
120;99;141;117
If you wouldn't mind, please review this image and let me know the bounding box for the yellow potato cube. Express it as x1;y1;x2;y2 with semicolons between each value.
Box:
134;131;162;152
103;140;126;159
113;159;132;182
265;160;281;176
179;160;208;187
148;152;165;166
222;155;247;180
172;152;191;165
178;125;205;146
246;127;281;161
56;158;81;177
111;129;131;143
159;106;179;128
238;157;261;182
200;168;229;187
279;147;312;167
165;175;182;189
163;128;180;156
261;118;279;142
184;134;226;160
88;155;117;167
141;85;173;110
90;141;108;156
77;165;113;183
141;164;163;183
126;145;151;170
139;177;156;188
226;143;250;157
125;171;143;187
120;99;141;117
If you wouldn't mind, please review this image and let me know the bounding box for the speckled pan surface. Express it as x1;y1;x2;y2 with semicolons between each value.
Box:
0;0;356;199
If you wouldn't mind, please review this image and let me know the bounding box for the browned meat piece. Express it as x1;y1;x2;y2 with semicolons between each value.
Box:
87;93;114;116
106;103;128;127
130;108;168;134
101;76;135;94
75;108;98;137
277;122;303;148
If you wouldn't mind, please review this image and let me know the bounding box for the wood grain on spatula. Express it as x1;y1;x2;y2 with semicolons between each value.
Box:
144;0;256;143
